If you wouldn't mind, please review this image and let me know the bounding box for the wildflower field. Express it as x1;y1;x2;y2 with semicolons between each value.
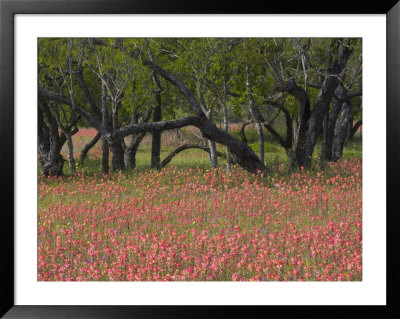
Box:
38;133;362;281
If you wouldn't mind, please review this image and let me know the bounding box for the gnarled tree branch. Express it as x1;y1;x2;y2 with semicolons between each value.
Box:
160;144;231;168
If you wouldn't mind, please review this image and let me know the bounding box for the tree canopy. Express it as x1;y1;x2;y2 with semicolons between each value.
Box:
38;37;362;176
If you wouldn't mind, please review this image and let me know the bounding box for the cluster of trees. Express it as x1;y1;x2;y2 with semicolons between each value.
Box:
38;37;362;176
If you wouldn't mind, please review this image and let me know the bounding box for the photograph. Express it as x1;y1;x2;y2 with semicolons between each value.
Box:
2;1;398;316
37;37;363;282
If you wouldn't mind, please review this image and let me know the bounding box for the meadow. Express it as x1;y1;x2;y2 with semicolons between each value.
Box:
38;127;362;281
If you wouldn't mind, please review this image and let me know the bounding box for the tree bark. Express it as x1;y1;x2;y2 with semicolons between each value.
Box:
275;79;311;170
319;110;329;169
101;137;109;174
38;106;50;164
332;102;352;161
197;85;218;169
325;85;346;161
124;132;146;168
200;129;218;169
208;139;218;169
65;133;76;173
151;74;162;169
110;138;125;171
222;103;231;173
110;99;125;171
124;107;152;169
37;100;64;176
246;64;264;164
206;109;218;169
101;81;110;174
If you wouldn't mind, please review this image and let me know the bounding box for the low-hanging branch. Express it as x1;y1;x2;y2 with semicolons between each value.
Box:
115;116;203;139
160;144;232;168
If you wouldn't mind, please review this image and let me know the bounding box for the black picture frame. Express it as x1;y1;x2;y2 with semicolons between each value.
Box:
1;0;399;318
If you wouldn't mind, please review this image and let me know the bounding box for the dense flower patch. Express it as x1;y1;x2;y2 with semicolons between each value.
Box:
38;159;362;281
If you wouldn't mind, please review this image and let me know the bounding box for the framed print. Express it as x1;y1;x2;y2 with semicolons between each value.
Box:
1;0;399;318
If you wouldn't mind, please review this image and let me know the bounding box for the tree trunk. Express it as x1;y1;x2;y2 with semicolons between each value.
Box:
125;132;146;168
276;79;311;170
111;138;125;171
300;40;354;168
332;102;352;161
151;128;161;169
301;76;338;168
100;81;110;174
197;83;218;169
325;85;346;161
293;118;299;147
207;109;218;168
208;140;218;168
101;137;109;174
319;111;329;169
38;100;64;177
65;133;76;173
246;65;264;163
111;107;124;171
222;103;231;173
38;106;50;163
124;107;152;169
151;84;162;169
